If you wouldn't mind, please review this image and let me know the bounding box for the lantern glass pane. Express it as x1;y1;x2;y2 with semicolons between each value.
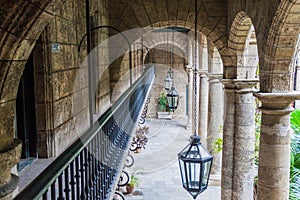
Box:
178;159;187;188
186;162;201;189
201;161;212;189
199;144;210;158
164;76;172;91
186;146;201;159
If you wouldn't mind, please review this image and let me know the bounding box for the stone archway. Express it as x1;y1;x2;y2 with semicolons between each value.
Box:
228;12;257;79
254;1;300;200
221;11;259;200
0;1;64;199
261;0;300;92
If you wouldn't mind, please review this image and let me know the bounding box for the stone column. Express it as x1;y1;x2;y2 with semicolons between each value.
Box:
185;65;193;128
198;34;209;148
221;79;258;200
233;80;258;200
221;82;236;200
207;74;223;177
198;72;209;147
254;92;300;200
0;103;22;199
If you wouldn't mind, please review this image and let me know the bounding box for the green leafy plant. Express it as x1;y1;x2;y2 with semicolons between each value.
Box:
254;107;261;166
157;92;170;112
289;109;300;200
128;174;139;187
212;126;223;154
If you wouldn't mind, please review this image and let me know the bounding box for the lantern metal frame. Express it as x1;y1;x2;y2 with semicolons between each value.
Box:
177;0;213;199
166;86;179;112
178;136;213;199
164;74;173;91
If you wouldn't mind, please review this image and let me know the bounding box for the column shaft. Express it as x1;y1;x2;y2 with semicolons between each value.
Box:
254;92;300;200
221;88;235;200
222;79;258;200
186;67;193;128
199;73;209;147
233;89;255;200
207;76;223;175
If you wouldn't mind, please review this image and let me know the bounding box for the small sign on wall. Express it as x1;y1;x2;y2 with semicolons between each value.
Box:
52;43;60;52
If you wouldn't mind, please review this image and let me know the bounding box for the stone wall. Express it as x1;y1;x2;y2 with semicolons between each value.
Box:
146;45;188;119
32;0;111;157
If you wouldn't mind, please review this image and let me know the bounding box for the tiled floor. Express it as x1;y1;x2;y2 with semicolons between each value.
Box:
15;118;221;200
123;118;221;200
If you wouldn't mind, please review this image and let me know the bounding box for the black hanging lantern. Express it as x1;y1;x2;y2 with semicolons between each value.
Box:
164;75;173;91
178;136;213;199
178;0;213;198
166;86;179;112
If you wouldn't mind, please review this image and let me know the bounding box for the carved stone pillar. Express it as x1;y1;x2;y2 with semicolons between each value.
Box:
0;100;22;200
0;138;22;200
186;65;193;128
221;82;235;200
207;74;224;177
199;72;209;147
254;92;300;200
221;79;258;200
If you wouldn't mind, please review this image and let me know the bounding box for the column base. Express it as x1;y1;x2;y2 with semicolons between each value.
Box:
0;139;22;200
0;174;19;200
209;174;221;186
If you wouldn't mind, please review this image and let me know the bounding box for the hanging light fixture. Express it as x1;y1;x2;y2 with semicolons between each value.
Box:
164;30;173;91
164;74;173;91
167;86;179;111
178;0;213;199
167;67;174;79
166;27;179;111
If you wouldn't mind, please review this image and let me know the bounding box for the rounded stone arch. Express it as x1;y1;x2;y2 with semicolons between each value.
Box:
141;21;233;76
141;30;189;66
0;1;62;150
261;0;300;92
228;11;258;79
143;43;188;118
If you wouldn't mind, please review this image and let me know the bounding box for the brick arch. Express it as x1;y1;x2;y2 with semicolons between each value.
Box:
228;12;255;79
261;0;300;92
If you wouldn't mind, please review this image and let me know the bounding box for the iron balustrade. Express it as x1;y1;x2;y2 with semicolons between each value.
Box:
15;67;155;200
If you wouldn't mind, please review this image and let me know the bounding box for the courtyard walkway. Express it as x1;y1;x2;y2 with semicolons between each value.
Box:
124;118;221;200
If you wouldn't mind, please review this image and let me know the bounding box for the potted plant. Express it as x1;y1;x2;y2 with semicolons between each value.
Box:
126;174;139;194
133;126;149;153
157;92;172;119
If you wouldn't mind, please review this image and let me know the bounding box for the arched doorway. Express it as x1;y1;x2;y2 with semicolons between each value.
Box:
16;53;38;169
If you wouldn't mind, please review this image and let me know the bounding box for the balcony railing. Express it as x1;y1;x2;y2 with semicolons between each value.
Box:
15;66;155;200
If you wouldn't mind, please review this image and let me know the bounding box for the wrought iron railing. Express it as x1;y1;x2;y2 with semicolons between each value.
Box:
15;67;155;200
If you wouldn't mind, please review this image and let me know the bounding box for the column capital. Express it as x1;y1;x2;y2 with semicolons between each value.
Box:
185;64;193;69
254;92;300;110
208;73;222;78
222;79;258;90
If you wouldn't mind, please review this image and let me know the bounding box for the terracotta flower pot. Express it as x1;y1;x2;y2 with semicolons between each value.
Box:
126;184;135;194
